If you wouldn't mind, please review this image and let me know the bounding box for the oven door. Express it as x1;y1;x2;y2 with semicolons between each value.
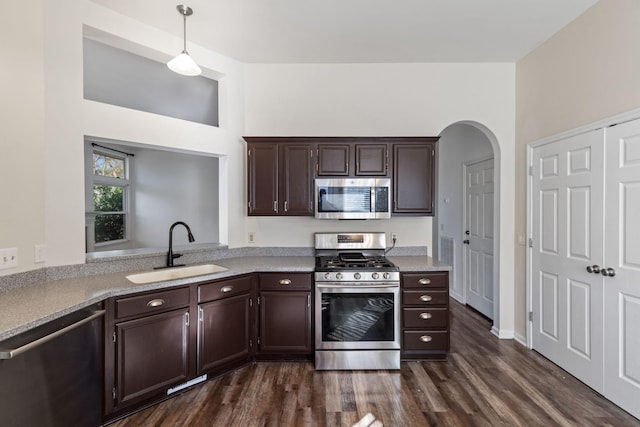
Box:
315;283;400;350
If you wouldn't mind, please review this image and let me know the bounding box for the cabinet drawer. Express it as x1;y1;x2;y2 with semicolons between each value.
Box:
403;307;448;328
403;290;448;306
198;275;252;303
402;272;448;289
403;330;449;351
259;273;312;291
115;287;190;319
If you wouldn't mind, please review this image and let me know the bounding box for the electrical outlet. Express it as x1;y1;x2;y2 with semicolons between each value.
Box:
0;247;18;270
391;232;398;242
35;244;46;263
248;232;255;244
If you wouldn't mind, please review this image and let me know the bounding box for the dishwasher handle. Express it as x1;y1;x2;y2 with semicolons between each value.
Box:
0;310;105;360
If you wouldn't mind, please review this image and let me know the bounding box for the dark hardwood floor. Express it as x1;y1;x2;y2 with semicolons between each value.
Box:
109;300;639;426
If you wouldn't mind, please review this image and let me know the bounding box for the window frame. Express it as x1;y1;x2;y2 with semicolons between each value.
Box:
88;147;131;248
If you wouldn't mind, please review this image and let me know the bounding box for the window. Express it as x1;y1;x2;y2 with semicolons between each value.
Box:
89;148;130;246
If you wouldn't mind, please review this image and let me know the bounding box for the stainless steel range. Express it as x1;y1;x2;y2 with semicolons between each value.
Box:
314;232;400;370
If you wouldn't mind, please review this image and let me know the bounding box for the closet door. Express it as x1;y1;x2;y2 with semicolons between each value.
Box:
603;119;640;419
531;129;605;392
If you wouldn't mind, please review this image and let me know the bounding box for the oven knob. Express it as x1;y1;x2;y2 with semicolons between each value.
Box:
324;272;331;280
383;272;391;280
354;272;361;280
372;272;379;280
336;272;343;280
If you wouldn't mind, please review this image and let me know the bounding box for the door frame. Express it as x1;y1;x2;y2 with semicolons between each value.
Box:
461;155;495;314
526;106;640;349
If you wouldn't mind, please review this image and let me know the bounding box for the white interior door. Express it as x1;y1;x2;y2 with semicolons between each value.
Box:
463;158;494;319
603;119;640;419
531;129;604;392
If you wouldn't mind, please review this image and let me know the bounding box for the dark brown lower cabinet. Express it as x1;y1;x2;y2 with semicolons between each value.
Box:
401;271;450;360
114;308;190;408
104;272;315;421
197;275;254;375
257;273;313;358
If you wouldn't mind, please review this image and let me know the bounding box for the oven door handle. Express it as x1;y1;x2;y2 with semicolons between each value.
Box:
316;283;399;289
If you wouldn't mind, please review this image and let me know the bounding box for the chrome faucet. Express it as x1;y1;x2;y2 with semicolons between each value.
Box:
159;221;195;269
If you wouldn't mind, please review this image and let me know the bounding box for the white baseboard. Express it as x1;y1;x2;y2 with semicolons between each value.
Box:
491;326;515;339
449;291;464;304
513;332;527;347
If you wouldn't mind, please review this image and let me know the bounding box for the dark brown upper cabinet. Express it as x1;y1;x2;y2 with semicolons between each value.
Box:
244;136;438;217
245;138;314;216
317;144;350;176
355;144;388;176
393;142;436;215
317;141;388;177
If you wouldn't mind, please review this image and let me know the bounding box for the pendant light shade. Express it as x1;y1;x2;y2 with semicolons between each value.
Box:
168;5;201;76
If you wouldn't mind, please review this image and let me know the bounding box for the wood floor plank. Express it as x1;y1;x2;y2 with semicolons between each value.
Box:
109;299;640;427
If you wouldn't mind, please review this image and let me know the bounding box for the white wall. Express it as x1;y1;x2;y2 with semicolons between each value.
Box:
437;124;493;301
39;0;246;267
132;149;219;248
0;0;45;275
244;63;517;335
515;0;640;338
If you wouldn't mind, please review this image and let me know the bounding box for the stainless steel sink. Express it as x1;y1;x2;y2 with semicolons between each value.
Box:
125;264;228;284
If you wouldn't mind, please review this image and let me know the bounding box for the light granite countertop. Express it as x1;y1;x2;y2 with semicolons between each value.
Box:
0;255;449;341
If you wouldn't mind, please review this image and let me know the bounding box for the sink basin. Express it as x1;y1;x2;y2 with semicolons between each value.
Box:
126;264;228;284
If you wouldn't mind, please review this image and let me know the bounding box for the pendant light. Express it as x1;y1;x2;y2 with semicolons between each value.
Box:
167;5;202;76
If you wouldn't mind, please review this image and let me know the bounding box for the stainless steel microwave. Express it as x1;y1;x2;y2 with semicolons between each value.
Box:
315;178;391;219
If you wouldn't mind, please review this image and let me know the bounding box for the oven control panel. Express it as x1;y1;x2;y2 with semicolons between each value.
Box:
315;271;400;282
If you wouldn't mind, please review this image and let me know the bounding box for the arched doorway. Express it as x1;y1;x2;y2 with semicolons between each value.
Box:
435;121;501;328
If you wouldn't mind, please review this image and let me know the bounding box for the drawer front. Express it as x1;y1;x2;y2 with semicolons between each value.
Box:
402;272;448;289
403;307;448;328
198;275;253;303
259;273;312;291
403;330;449;351
115;287;190;319
403;290;448;306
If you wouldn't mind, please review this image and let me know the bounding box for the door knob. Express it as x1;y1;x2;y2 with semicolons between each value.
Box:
463;239;470;245
601;267;616;277
586;265;600;274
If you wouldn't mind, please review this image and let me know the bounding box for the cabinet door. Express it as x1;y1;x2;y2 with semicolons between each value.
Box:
248;143;279;215
115;308;189;407
317;144;350;176
281;144;314;215
259;291;311;354
393;143;435;214
356;144;388;176
198;293;252;374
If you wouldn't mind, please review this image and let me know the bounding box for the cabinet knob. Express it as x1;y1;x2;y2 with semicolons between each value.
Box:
420;295;432;302
419;312;432;320
146;299;165;308
418;278;431;285
279;279;292;285
221;286;234;293
420;335;433;343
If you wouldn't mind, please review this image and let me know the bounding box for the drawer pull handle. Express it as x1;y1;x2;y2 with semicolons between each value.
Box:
418;278;431;285
419;312;432;320
420;335;433;343
147;299;165;308
420;295;432;302
221;286;234;293
279;279;292;285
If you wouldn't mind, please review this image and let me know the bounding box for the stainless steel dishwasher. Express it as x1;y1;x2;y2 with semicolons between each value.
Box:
0;304;104;427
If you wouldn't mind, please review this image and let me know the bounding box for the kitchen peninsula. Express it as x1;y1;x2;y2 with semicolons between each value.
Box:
0;246;450;423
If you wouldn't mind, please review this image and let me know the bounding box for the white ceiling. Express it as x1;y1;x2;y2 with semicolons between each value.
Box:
90;0;599;63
